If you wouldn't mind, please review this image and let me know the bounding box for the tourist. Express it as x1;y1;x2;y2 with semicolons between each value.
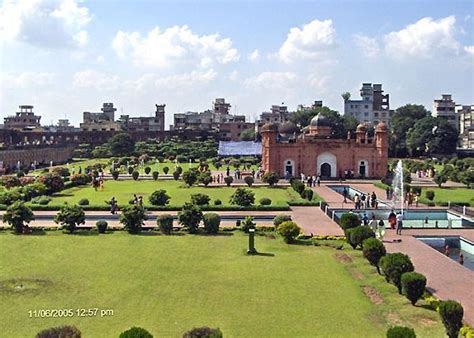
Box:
307;176;313;187
365;194;371;209
414;194;419;207
460;253;464;265
342;187;348;203
445;245;450;256
369;215;377;232
360;194;366;209
316;175;321;187
377;219;385;240
226;167;230;177
371;192;377;208
396;212;403;235
362;213;369;226
354;194;360;210
388;210;396;229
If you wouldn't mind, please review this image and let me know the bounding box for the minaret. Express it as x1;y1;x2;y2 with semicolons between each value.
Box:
260;123;279;174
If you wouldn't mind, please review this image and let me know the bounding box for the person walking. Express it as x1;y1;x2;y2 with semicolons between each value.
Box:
354;194;360;210
396;212;403;235
369;215;377;232
316;175;321;187
388;210;396;229
377;219;385;240
342;187;348;203
362;212;369;226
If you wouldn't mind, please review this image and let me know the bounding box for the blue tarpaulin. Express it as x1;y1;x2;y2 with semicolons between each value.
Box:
218;141;262;156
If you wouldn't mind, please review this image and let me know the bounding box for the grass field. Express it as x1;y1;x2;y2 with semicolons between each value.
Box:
0;232;445;337
44;180;317;208
418;186;474;206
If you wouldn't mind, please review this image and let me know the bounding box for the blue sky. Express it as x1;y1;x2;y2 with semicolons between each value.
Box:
1;0;473;128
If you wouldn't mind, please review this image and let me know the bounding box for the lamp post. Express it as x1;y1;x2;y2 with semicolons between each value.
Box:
247;228;257;255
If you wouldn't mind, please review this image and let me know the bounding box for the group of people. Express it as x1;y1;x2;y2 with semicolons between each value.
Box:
350;210;386;240
385;187;419;208
291;173;321;187
352;192;378;209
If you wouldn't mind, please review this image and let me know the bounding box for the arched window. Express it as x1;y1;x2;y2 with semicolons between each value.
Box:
283;159;295;177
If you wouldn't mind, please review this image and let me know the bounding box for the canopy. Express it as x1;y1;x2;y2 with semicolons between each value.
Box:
218;141;262;156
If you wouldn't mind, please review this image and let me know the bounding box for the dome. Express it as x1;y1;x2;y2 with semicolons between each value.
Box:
310;113;331;127
261;123;278;132
356;123;367;132
279;122;299;134
376;121;387;132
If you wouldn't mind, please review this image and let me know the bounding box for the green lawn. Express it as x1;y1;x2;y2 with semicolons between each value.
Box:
418;186;474;206
45;180;317;208
0;232;445;337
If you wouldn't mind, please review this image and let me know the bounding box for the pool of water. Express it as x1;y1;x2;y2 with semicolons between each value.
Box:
332;209;467;228
328;185;390;208
416;236;474;271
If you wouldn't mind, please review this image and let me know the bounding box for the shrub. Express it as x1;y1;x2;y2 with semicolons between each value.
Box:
70;173;92;186
38;173;64;194
434;174;447;188
21;182;48;200
214;199;222;205
411;186;421;196
152;171;159;180
51;166;70;177
96;220;108;233
182;169;199;186
149;190;170;206
119;326;153;338
0;190;22;205
346;226;375;249
230;187;255;206
112;170;120;180
144;166;151;175
273;215;292;228
439;300;464;338
183;327;222;338
1;175;21;188
203;213;221;234
380;253;415;294
78;198;89;206
176;166;183;175
157;214;174;235
362;238;386;274
2;201;34;234
120;204;147;234
128;166;134;175
240;216;255;233
401;272;427;305
36;325;81;338
259;197;272;205
173;171;180;180
198;171;212;186
425;190;435;202
54;204;86;234
340;213;361;231
191;193;210;206
302;188;313;201
291;179;305;195
224;176;233;187
276;221;301;243
132;171;139;181
262;171;279;186
244;176;254;187
31;195;51;205
178;203;203;234
386;326;416;338
163;166;170;174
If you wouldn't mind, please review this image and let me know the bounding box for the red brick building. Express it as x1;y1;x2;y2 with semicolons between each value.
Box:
261;114;388;178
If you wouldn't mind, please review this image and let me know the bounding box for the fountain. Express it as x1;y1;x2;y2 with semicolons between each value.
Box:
392;160;404;215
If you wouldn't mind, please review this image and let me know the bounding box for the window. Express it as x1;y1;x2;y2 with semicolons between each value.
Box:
364;105;369;108
364;112;369;116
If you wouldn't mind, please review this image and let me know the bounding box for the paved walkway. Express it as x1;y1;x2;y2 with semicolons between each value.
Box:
291;206;344;236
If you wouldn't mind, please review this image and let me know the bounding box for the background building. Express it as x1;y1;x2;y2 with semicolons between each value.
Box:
4;105;41;130
80;103;121;131
120;104;165;132
457;104;474;150
433;94;458;130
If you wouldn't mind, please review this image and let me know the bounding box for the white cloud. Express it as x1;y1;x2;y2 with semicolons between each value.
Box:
353;34;380;58
464;45;474;56
0;0;92;48
248;49;260;62
278;19;336;63
228;70;239;81
73;70;119;91
244;71;297;90
112;25;239;69
1;72;56;88
384;16;460;59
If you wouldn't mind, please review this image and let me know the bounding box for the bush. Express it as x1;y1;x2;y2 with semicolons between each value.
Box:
120;204;147;234
224;176;233;187
276;221;301;243
182;327;223;338
1;175;21;188
425;190;435;202
240;216;255;233
439;300;464;338
149;190;170;206
302;188;313;201
178;203;203;234
112;170;120;180
203;213;221;234
214;199;222;205
346;226;375;249
2;201;34;234
36;325;81;338
386;326;416;338
198;171;212;186
132;171;139;181
291;179;305;195
157;214;174;235
362;238;386;274
273;215;292;228
38;173;64;194
411;186;421;196
176;166;183;175
152;171;159;180
191;193;210;206
163;166;170;174
70;173;92;186
31;195;51;205
96;220;108;233
340;213;361;231
0;190;22;205
173;171;180;180
54;204;85;234
262;171;279;186
244;176;254;187
182;169;199;186
21;182;48;200
401;272;427;305
259;197;272;205
144;166;151;175
78;198;89;206
230;188;255;206
380;253;415;294
119;326;153;338
128;166;134;175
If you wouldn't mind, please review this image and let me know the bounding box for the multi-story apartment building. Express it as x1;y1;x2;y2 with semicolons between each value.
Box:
4;105;42;130
457;104;474;150
296;101;323;114
433;94;458;130
343;83;393;126
120;104;165;132
258;104;291;125
80;103;121;132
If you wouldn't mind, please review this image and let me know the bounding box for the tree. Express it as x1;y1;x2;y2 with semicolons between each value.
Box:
203;213;221;234
96;220;108;234
132;171;139;181
240;128;256;141
262;172;279;186
302;188;313;201
380;253;415;294
182;169;199;187
38;173;64;194
157;214;174;235
119;327;153;338
244;176;254;187
2;201;34;234
439;300;464;338
178;203;203;234
273;215;292;228
144;166;151;175
54;204;85;234
163;166;170;174
240;216;255;233
149;190;170;206
230;188;255;206
152;171;159;180
346;226;375;249
108;133;135;156
112;170;120;180
224;176;233;187
36;325;81;338
341;92;351;101
120;204;147;234
276;221;301;243
198;171;212;186
434;174;447;188
191;193;210;206
340;213;361;231
425;190;435;203
386;326;416;338
362;238;386;274
183;327;222;338
401;272;427;305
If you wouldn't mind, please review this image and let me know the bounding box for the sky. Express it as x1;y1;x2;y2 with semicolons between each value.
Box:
1;0;473;129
